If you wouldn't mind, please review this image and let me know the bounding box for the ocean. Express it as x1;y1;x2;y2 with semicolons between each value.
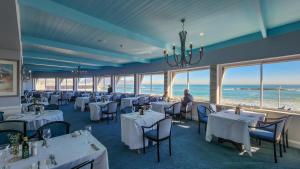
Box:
139;84;300;112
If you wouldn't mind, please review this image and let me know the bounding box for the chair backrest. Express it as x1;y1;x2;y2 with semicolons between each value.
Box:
209;104;217;113
107;102;118;113
197;105;208;119
172;102;181;114
37;121;70;139
0;129;23;146
284;115;293;132
71;160;94;169
138;97;145;105
158;118;172;139
274;119;285;141
186;102;193;112
0;111;4;121
0;120;26;135
149;96;158;102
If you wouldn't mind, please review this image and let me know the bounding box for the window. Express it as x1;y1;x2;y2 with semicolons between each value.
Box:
221;65;260;107
172;69;210;101
263;60;300;111
97;76;111;92
35;78;56;91
77;77;93;91
60;78;73;91
115;75;134;93
140;74;164;95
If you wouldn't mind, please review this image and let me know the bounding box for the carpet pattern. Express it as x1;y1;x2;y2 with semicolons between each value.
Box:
60;104;300;169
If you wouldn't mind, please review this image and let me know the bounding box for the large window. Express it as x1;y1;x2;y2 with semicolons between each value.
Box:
77;77;93;91
172;69;210;101
97;76;111;92
116;75;134;93
35;78;56;91
263;60;300;112
140;74;164;95
60;78;73;91
221;65;260;107
221;60;300;112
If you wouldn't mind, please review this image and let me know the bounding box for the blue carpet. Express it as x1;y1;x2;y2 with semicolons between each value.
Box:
60;103;300;169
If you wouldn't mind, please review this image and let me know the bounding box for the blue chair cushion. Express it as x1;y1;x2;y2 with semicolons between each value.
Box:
145;129;158;140
249;129;274;141
26;130;37;138
199;116;208;123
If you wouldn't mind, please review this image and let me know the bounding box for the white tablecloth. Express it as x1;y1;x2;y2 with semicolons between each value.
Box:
206;110;266;156
120;97;139;110
5;110;64;130
21;102;49;112
121;110;165;150
151;102;173;113
50;95;60;105
74;97;90;112
0;133;109;169
89;101;111;121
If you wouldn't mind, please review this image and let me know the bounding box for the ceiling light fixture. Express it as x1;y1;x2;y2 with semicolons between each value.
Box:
163;18;204;68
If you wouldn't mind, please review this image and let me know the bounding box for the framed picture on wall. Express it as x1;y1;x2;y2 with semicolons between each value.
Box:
0;59;18;96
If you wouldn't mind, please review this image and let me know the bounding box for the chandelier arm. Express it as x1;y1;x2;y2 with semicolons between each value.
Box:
190;47;204;65
164;53;179;67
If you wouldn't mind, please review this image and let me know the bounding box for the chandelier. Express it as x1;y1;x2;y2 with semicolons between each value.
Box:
163;18;204;68
71;66;87;76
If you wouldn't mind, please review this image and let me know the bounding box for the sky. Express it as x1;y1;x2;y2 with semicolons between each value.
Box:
154;60;300;85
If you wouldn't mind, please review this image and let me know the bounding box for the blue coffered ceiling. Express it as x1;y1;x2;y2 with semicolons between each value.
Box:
18;0;300;72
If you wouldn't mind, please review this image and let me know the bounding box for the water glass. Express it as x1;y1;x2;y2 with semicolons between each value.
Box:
42;129;51;148
84;125;92;134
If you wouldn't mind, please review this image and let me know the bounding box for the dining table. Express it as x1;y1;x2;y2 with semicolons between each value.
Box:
205;109;266;156
89;101;111;121
74;97;90;112
5;110;64;130
0;132;109;169
150;101;173;114
121;110;165;150
21;102;49;113
120;97;139;110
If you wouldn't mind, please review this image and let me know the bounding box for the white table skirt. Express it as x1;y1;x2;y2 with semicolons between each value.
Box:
74;97;90;112
121;110;165;150
21;102;49;112
5;110;64;130
150;102;173;114
0;133;109;169
89;101;111;121
120;97;139;110
206;111;266;156
50;95;60;105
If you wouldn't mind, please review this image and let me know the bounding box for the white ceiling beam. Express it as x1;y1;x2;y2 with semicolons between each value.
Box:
254;0;267;39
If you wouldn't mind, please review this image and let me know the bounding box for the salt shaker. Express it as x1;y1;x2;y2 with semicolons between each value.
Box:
31;142;38;156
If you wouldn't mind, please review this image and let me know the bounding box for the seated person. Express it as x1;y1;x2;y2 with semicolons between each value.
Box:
107;85;113;94
181;89;193;111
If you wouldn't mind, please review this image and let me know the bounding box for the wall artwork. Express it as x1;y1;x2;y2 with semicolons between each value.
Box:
0;59;18;96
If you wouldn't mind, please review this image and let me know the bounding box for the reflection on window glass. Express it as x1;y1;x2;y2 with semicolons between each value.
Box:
222;65;260;107
60;78;73;91
35;78;56;91
140;74;164;95
172;72;187;97
189;69;210;101
97;77;111;92
263;61;300;111
116;76;134;93
78;78;93;91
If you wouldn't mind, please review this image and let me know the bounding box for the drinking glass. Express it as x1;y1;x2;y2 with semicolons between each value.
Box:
42;129;51;148
84;125;92;144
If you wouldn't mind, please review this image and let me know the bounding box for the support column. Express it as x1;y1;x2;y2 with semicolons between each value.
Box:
164;71;173;97
210;65;223;104
93;76;97;92
74;77;78;91
134;74;139;96
111;75;115;93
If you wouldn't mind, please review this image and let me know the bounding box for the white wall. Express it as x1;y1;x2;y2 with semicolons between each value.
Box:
0;0;22;115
